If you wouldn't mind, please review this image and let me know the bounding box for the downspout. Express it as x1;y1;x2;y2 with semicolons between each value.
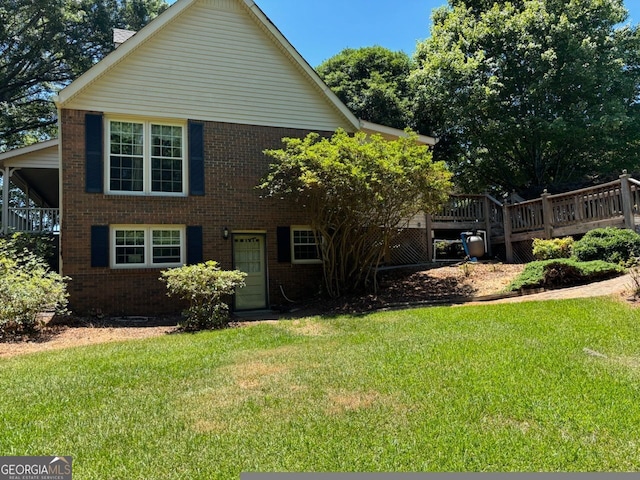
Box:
54;94;63;273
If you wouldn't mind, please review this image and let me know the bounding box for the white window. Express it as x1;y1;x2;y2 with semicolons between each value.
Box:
107;119;186;195
111;225;185;268
291;226;321;264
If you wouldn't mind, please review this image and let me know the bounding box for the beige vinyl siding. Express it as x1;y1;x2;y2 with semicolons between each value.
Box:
2;145;59;169
64;0;352;132
405;212;428;229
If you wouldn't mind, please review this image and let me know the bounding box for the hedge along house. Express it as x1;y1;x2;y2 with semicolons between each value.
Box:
51;0;436;315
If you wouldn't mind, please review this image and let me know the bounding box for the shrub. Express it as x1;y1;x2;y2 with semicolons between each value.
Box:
0;234;68;335
629;266;640;299
507;258;624;291
572;227;640;265
532;237;574;260
160;261;247;330
5;233;55;264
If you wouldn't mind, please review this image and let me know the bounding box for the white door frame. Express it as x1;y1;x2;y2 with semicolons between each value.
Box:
232;232;268;310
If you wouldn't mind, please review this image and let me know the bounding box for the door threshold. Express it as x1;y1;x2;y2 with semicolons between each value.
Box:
233;309;279;321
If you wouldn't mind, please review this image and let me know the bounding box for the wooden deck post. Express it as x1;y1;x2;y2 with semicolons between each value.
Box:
425;213;433;262
540;189;553;239
503;203;514;263
620;171;635;231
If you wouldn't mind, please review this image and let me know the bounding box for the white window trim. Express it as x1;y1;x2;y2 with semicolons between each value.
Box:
105;117;188;196
291;225;322;265
110;224;185;269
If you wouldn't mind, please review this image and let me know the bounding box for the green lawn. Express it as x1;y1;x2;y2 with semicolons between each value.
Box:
1;298;640;477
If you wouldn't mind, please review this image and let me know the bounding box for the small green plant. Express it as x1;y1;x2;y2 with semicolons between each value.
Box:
459;262;473;277
532;236;574;260
0;234;68;335
628;267;640;298
572;227;640;265
160;260;247;330
507;258;624;291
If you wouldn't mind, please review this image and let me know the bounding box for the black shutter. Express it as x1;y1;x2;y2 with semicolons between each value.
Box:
91;225;109;267
85;113;103;193
188;121;205;196
277;226;291;263
186;226;203;264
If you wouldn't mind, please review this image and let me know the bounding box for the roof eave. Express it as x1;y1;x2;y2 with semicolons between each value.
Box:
0;139;60;164
359;120;438;146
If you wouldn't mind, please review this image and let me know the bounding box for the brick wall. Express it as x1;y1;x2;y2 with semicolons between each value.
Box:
61;109;324;315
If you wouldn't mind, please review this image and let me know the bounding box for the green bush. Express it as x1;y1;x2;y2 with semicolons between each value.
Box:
160;261;247;330
6;233;55;264
532;237;574;260
507;258;624;291
0;234;68;335
572;227;640;265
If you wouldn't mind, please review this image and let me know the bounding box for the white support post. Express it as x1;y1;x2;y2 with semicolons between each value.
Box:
1;167;9;235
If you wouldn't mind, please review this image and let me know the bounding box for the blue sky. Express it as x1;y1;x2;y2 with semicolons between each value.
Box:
254;0;640;67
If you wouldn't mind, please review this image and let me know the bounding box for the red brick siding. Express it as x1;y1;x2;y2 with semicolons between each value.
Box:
61;109;324;315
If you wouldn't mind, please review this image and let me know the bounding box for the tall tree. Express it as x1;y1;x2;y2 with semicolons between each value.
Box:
412;0;640;197
317;46;414;129
0;0;168;151
260;130;452;297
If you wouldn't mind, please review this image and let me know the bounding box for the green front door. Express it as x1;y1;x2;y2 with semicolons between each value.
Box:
233;234;267;310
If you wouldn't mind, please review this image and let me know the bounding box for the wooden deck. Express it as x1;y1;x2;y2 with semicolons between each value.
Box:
427;173;640;262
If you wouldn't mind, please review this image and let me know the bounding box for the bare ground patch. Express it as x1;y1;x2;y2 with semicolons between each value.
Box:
0;322;176;358
325;389;401;415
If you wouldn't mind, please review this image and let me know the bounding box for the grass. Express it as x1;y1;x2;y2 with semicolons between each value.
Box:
2;298;640;477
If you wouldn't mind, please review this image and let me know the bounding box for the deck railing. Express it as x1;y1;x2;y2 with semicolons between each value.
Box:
427;173;639;263
503;176;635;240
509;198;544;234
5;207;60;233
548;180;625;227
433;194;488;223
630;178;640;215
502;173;638;261
432;194;504;230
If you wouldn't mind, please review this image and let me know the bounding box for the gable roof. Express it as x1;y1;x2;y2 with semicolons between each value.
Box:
55;0;436;145
55;0;359;131
113;28;137;48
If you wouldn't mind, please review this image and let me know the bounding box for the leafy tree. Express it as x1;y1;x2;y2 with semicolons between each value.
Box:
0;0;168;151
260;130;452;297
412;0;640;197
317;46;414;129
